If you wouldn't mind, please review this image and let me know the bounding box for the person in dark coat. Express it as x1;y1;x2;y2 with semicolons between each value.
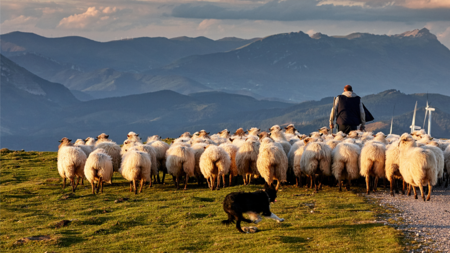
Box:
329;85;365;134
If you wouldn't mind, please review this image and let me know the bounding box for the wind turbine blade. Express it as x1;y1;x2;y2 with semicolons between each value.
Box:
411;101;417;133
390;117;393;135
423;109;428;129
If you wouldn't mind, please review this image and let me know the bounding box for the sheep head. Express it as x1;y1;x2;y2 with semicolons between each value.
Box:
285;124;297;134
399;133;416;149
58;137;73;149
97;133;109;141
258;131;269;140
269;125;281;132
234;128;246;137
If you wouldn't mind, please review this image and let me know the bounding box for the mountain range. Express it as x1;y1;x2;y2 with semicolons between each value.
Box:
1;54;449;151
1;29;449;102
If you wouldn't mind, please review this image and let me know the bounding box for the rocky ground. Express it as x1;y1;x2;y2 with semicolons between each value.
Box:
366;186;450;253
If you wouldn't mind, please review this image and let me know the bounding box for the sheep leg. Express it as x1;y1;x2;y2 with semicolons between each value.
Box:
312;174;318;193
309;176;314;189
70;179;75;193
339;180;342;192
91;181;95;195
426;182;432;201
296;177;299;187
407;184;411;196
162;171;166;185
389;176;395;197
74;177;81;191
96;178;101;194
216;175;221;190
176;175;181;190
184;172;188;190
383;177;387;189
63;178;66;189
248;174;252;185
446;174;449;188
210;176;216;190
402;180;407;195
100;181;103;193
148;175;152;188
346;179;351;191
373;176;378;193
81;178;84;185
412;186;418;199
222;175;227;188
417;184;425;201
157;173;161;184
130;181;132;192
365;176;370;195
133;179;137;194
139;178;144;193
229;174;233;187
276;180;281;191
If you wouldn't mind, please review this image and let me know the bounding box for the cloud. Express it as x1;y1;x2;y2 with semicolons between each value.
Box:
171;0;450;22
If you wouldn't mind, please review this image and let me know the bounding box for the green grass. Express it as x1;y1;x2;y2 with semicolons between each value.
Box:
1;150;405;252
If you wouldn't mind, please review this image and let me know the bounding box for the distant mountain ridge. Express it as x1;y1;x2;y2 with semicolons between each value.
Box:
156;28;450;101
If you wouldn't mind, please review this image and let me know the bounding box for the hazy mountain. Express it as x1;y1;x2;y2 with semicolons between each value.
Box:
0;54;79;137
157;28;450;102
2;86;449;151
8;52;211;99
0;32;259;72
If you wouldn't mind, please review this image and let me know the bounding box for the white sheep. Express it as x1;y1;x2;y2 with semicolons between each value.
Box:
257;138;288;190
284;124;297;141
331;142;361;191
360;140;386;194
75;139;85;145
385;140;405;196
422;144;445;184
121;140;158;187
95;139;121;176
235;137;260;185
300;139;332;192
84;148;113;194
220;143;239;186
75;139;94;157
119;147;151;194
248;127;261;137
398;133;437;201
146;136;170;184
57;137;87;192
211;129;230;145
292;139;308;187
199;145;231;190
269;125;291;155
166;144;195;190
127;131;142;143
192;143;208;185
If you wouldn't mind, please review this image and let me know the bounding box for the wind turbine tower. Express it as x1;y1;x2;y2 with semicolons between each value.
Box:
410;101;421;133
425;101;435;136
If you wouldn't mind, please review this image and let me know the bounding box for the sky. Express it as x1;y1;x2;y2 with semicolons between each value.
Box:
1;0;450;48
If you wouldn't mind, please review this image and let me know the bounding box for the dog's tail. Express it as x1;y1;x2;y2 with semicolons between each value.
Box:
221;219;234;226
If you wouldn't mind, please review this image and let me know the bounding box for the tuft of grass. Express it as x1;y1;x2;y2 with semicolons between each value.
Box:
1;151;405;252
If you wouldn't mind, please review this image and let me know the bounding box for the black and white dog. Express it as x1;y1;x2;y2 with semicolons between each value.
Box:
221;183;284;233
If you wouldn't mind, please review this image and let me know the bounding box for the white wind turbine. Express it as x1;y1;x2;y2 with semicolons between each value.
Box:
424;101;435;136
410;101;421;133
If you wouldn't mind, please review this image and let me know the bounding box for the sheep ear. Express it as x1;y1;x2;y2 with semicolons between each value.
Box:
127;134;130;137
106;135;109;138
68;139;72;142
137;134;139;137
229;138;233;142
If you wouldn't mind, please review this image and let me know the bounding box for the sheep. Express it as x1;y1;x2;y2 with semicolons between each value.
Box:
257;138;288;190
192;143;208;185
398;133;437;201
318;127;330;136
309;132;323;139
166;144;195;190
300;139;332;192
258;131;269;140
292;139;308;187
422;144;445;185
284;124;297;140
236;137;260;185
180;132;192;138
288;139;306;172
444;145;450;187
269;125;291;155
75;139;94;157
220;143;239;186
211;129;230;145
84;148;113;194
248;127;261;137
326;140;341;150
347;131;359;139
331;142;361;191
57;137;87;192
146;136;170;184
127;131;142;143
373;132;387;144
234;128;246;137
95;139;121;176
119;147;151;194
75;139;85;145
200;145;231;190
95;133;113;143
121;140;158;187
385;140;406;196
412;129;427;140
360;140;386;194
436;140;450;152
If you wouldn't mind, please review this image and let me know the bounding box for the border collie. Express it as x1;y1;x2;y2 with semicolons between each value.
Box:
221;183;284;233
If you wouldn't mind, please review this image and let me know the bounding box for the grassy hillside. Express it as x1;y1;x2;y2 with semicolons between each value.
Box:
0;150;407;252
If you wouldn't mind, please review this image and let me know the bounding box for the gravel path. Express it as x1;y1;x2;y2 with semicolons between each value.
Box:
366;186;450;253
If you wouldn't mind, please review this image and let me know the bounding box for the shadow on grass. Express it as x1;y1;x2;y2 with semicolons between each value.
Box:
57;230;85;247
193;197;215;202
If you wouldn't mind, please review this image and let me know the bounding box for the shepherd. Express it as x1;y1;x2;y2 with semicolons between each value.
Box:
329;85;366;134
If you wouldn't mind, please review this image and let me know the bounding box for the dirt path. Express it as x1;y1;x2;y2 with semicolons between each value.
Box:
366;186;450;252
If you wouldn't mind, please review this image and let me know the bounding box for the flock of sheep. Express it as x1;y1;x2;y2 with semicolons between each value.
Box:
57;125;450;201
